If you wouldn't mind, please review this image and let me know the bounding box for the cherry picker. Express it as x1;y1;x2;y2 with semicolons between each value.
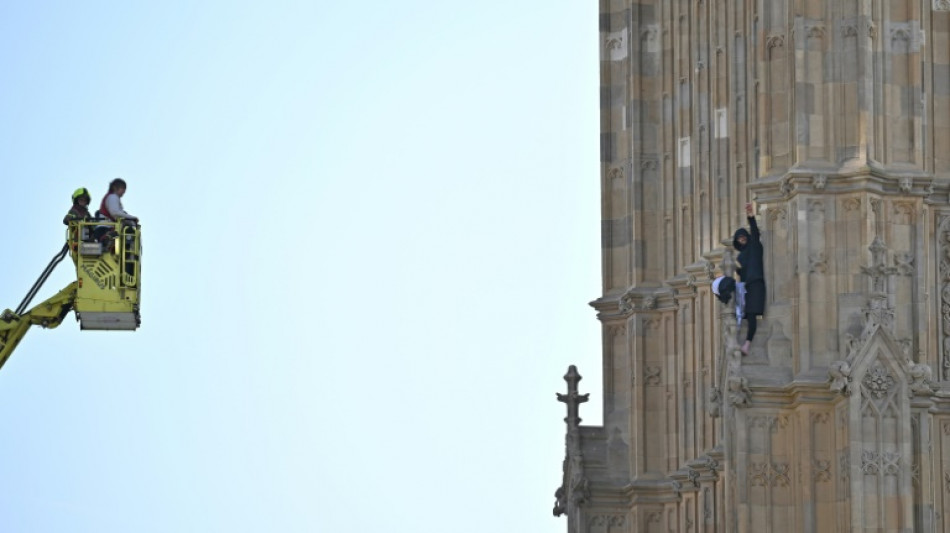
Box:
0;218;141;370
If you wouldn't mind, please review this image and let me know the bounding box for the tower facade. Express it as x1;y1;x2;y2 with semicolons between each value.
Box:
555;1;950;531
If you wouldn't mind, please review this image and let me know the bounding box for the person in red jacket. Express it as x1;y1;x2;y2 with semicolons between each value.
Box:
99;178;139;225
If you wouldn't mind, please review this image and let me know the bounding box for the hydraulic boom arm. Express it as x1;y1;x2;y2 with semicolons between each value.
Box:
0;219;141;372
0;282;78;371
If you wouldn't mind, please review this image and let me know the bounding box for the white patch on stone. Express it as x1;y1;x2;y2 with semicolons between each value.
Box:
606;30;628;61
715;108;728;139
679;137;691;167
642;25;660;53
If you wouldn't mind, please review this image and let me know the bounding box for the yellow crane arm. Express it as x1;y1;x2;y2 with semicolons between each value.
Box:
0;282;78;372
0;219;142;374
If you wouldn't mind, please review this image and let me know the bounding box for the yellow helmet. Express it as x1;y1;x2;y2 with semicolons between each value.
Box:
72;187;91;202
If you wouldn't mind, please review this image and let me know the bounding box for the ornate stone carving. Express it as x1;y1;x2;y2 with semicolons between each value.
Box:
840;450;851;487
862;450;901;476
687;468;700;487
606;324;626;339
862;362;896;399
671;479;683;497
554;366;591;517
908;361;934;395
557;366;589;426
608;166;624;181
779;176;793;197
843;197;861;212
829;360;853;394
619;288;660;314
605;31;626;56
891;27;911;45
936;0;950;11
642;295;657;310
750;462;791;487
814;460;832;482
644;366;662;386
862;238;897;295
893;201;914;223
900;176;913;192
813;174;827;190
806;25;826;40
553;486;567;516
619;289;635;314
866;296;895;335
749;415;790;431
842;24;858;38
846;294;897;353
589;515;626;527
767;206;787;226
727;374;751;406
940;219;950;378
766;34;786;50
895;252;915;276
565;456;589;506
809;252;827;274
640;27;658;45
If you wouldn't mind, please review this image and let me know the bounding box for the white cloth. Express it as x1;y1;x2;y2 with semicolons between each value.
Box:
105;193;135;220
712;276;723;296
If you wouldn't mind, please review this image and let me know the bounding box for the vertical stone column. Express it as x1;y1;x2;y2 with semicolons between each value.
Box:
560;1;950;532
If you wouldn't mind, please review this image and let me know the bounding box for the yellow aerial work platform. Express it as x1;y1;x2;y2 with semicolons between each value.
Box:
0;219;141;370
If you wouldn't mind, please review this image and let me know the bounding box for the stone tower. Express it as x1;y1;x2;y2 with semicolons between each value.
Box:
554;1;950;531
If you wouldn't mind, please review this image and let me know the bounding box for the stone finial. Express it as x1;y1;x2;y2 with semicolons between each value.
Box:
557;365;590;427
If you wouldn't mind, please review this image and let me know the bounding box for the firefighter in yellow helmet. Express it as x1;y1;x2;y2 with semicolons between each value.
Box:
64;187;92;225
63;187;93;262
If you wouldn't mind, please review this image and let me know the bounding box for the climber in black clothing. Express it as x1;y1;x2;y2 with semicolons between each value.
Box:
732;202;766;356
711;203;766;356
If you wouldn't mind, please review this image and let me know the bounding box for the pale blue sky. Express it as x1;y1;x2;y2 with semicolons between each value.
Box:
0;2;602;531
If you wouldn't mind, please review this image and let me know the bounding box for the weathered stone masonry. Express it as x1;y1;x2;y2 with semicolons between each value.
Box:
556;1;950;531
